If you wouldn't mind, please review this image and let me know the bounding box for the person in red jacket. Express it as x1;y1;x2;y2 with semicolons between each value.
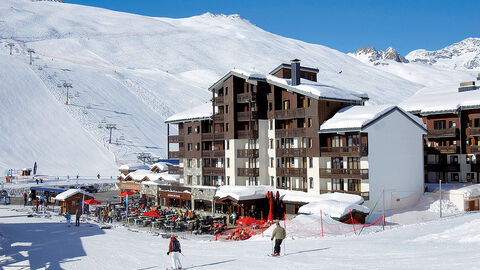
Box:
167;236;182;270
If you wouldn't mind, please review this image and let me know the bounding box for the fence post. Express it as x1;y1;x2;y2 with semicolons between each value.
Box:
320;209;324;238
350;209;356;235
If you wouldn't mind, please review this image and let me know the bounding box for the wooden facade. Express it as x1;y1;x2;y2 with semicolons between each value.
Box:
60;193;93;215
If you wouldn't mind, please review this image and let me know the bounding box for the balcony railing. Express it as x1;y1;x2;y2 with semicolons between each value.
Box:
319;168;369;179
468;145;480;154
273;108;305;119
237;149;259;158
276;148;306;157
202;132;225;141
202;150;225;158
203;167;225;176
425;163;460;172
213;113;224;122
426;128;458;138
276;168;307;177
238;130;258;139
214;96;224;105
237;168;259;177
168;151;180;159
320;146;368;157
426;145;459;154
167;165;183;175
275;128;306;138
237;93;254;103
237;111;258;121
168;135;183;143
468;127;480;136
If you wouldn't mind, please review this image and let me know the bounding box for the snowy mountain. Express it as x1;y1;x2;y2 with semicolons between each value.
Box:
406;37;480;70
350;46;408;64
0;0;476;175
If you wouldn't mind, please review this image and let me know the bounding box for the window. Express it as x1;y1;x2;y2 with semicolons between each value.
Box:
225;123;229;132
308;118;312;128
302;137;307;148
271;158;274;168
451;173;459;182
187;143;192;151
196;143;200;151
307;98;311;107
309;157;313;168
332;157;343;169
283;100;290;110
195;126;200;133
226;105;229;113
309;138;313;148
269;102;272;111
271;176;274;186
187;127;192;134
348;157;360;169
187;159;192;168
347;134;360;147
196;176;200;185
448;121;456;128
227;176;230;185
326;101;330;107
332;135;343;147
225;87;228;96
433;120;446;130
197;159;201;168
332;179;344;190
226;140;230;150
475;118;480;128
348;179;361;192
270;139;274;149
227;158;230;168
270;120;273;130
187;175;192;185
309;177;314;189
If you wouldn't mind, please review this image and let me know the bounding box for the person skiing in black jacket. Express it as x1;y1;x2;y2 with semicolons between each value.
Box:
167;236;182;269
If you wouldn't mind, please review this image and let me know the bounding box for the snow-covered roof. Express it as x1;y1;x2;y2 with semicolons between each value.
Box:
319;105;426;133
55;189;93;201
141;179;165;186
150;162;168;171
125;170;163;181
449;184;480;199
298;200;370;217
208;69;266;91
265;75;365;103
119;164;150;171
400;82;480;114
165;103;212;124
215;185;272;201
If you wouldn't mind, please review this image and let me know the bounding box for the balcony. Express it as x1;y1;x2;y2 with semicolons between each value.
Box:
426;128;458;138
202;150;225;158
320;146;368;157
202;132;224;141
273;108;305;119
203;167;225;176
238;130;258;139
237;111;258;121
276;168;307;177
237;149;259;158
214;96;224;105
275;128;306;138
276;148;306;157
213;113;224;122
468;127;480;136
168;135;183;143
426;145;459;154
237;93;254;103
319;168;369;179
425;163;460;172
237;168;259;177
468;145;480;154
167;165;183;175
168;151;180;159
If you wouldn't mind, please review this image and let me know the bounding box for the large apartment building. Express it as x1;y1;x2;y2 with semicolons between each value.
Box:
401;75;480;183
166;60;425;207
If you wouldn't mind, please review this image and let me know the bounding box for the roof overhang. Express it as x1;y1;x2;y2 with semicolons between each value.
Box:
268;63;320;75
165;116;211;124
208;70;266;92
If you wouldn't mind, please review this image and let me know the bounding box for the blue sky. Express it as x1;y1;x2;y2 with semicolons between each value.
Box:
65;0;479;55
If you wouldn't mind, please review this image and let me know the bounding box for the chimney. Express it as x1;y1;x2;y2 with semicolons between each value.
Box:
291;59;301;86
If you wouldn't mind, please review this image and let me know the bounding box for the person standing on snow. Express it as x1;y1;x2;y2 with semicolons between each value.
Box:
65;211;72;227
270;222;286;256
75;209;81;226
167;236;182;270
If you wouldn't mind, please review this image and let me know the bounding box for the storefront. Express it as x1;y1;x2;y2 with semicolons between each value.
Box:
191;186;216;213
158;185;191;209
140;181;161;205
119;181;141;192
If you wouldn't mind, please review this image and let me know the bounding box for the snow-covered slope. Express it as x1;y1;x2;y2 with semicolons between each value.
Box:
0;55;115;176
0;0;476;175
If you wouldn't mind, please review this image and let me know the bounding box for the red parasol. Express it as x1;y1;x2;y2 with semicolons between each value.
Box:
142;210;161;218
267;191;274;222
119;190;135;197
83;199;100;205
236;216;262;226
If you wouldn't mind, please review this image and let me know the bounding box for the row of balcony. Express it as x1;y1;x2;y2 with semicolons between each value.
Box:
319;168;369;179
275;128;306;138
202;150;225;158
426;128;458;138
320;146;368;157
167;165;183;175
237;168;259;177
238;130;258;139
276;167;307;177
237;149;259;158
203;167;225;176
273;108;305;119
276;148;306;157
425;163;460;172
237;111;258;121
425;146;459;154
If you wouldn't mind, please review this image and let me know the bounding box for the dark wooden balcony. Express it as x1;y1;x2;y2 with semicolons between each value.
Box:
213;113;224;122
202;150;225;158
425;163;460;172
320;146;368;157
214;96;224;105
319;168;369;179
237;93;254;103
426;128;458;138
274;108;305;119
202;132;225;141
425;145;459;154
238;130;258;139
237;168;259;177
203;167;225;176
275;128;306;138
168;151;180;159
276;168;307;177
276;148;306;157
468;127;480;136
468;145;480;154
237;111;258;121
168;135;183;143
237;149;259;158
167;165;183;175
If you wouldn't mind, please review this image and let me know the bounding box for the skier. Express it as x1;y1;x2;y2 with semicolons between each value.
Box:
270;222;286;256
75;209;81;226
167;236;182;270
65;211;72;227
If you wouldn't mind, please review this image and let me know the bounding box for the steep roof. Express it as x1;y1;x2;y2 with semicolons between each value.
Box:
208;68;266;91
319;105;426;133
399;82;480;115
165;103;212;124
55;189;93;201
